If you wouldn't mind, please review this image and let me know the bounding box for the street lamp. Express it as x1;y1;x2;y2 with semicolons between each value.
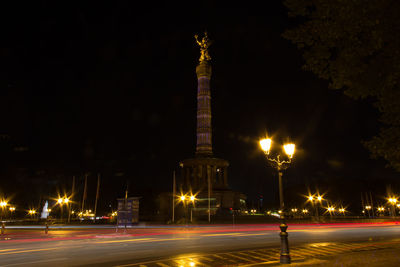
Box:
306;194;323;221
377;206;385;216
259;137;295;264
326;206;336;218
338;208;346;215
28;209;36;219
0;201;8;220
8;206;15;220
56;196;70;222
388;197;398;217
178;194;196;223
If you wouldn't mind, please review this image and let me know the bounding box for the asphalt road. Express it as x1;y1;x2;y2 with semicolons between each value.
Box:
0;222;400;266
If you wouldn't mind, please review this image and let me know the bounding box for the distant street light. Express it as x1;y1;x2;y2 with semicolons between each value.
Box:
326;206;336;217
388;197;398;218
338;208;346;215
56;196;70;222
260;137;295;264
178;194;196;223
306;194;323;221
0;201;8;220
8;206;15;220
28;209;36;219
377;207;385;216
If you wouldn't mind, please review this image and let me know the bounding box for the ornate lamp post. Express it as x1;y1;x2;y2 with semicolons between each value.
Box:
259;138;295;264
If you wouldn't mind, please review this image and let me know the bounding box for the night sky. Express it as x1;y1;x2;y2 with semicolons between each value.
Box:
1;1;398;215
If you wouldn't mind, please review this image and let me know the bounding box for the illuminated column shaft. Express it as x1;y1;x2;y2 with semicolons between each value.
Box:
196;62;213;156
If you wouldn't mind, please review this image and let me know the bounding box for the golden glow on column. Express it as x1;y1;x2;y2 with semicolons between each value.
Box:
284;143;295;158
259;138;272;153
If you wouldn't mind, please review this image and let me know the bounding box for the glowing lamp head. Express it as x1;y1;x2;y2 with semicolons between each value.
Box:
317;196;322;201
190;195;195;201
57;198;63;204
0;201;7;207
64;198;69;204
308;196;314;201
180;195;186;201
259;138;272;154
283;143;295;158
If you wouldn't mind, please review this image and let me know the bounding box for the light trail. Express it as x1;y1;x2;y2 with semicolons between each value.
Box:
201;233;244;237
95;237;190;244
0;247;59;255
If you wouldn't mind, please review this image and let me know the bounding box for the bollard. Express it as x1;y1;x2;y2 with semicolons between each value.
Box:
45;222;49;234
1;222;5;235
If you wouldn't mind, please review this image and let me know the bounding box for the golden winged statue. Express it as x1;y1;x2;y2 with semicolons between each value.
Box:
194;31;212;63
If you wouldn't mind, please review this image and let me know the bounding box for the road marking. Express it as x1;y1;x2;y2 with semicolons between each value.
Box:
239;251;272;261
225;252;255;262
0;247;59;255
191;259;211;267
156;262;170;267
198;256;213;261
2;257;69;267
212;254;238;263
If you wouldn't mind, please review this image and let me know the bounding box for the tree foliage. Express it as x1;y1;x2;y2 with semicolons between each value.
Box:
283;0;400;171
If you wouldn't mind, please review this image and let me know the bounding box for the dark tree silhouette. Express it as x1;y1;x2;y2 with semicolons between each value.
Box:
283;0;400;171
